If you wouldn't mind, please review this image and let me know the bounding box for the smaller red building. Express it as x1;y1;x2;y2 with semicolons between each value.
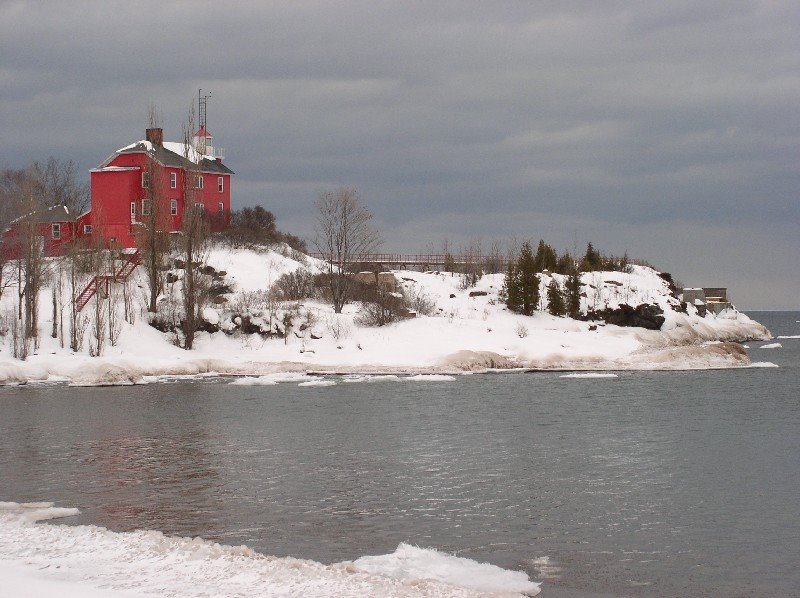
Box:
2;205;77;259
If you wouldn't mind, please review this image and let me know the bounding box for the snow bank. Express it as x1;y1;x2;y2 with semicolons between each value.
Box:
352;542;540;595
0;246;776;385
0;502;536;598
68;362;145;387
749;362;779;368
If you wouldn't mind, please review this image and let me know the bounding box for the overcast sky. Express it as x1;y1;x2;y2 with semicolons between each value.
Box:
1;1;797;309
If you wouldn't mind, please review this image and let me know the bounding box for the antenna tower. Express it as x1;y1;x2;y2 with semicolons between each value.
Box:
198;89;211;131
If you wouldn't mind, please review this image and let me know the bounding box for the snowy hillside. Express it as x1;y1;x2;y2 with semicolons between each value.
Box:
0;243;771;385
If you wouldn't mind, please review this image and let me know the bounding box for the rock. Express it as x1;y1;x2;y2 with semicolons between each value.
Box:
449;293;456;298
589;324;597;331
469;290;488;297
201;265;217;276
310;329;323;340
165;272;179;284
209;284;233;297
585;303;665;330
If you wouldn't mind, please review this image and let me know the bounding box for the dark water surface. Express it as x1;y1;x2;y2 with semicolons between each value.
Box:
1;311;798;597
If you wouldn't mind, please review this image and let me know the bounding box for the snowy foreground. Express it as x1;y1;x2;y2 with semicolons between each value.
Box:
0;502;539;597
0;245;772;386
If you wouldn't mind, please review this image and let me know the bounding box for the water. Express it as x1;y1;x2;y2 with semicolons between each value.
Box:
1;311;798;596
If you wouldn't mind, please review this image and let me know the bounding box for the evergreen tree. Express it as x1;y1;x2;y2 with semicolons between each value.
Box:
517;241;539;316
547;278;566;316
565;266;582;319
581;242;602;271
534;239;558;273
555;250;573;274
501;260;521;313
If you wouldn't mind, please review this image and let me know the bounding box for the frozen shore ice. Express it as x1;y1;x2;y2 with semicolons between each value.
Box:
0;502;539;597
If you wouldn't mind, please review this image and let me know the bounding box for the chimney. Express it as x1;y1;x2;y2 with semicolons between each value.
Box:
145;127;163;146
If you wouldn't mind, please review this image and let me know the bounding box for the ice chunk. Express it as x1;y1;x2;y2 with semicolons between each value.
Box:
776;335;800;339
342;375;401;383
759;343;782;349
560;372;618;378
229;376;278;386
401;374;457;382
298;379;337;387
749;362;779;368
352;542;540;595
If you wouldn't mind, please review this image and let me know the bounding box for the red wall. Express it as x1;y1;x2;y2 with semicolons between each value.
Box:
86;151;232;247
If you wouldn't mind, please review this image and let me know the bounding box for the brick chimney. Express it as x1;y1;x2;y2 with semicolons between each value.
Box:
145;127;163;146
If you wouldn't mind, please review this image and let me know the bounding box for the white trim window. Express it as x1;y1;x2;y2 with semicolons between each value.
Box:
83;224;92;234
141;172;149;188
195;175;204;189
142;199;151;216
217;176;224;192
170;199;178;216
51;223;61;240
194;202;205;212
130;201;137;222
218;202;224;213
170;172;177;189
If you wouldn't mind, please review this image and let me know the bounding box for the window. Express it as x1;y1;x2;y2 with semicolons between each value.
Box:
218;202;224;213
218;176;224;192
170;199;178;216
130;201;137;220
142;199;151;216
51;223;61;240
195;202;204;212
195;175;204;189
170;172;177;189
83;224;92;234
141;172;149;188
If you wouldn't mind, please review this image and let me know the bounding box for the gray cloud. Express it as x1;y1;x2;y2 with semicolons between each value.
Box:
1;1;798;308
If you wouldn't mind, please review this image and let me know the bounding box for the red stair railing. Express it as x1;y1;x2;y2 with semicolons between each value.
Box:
74;249;140;312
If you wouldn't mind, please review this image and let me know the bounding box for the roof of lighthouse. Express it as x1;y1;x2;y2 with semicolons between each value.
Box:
100;140;234;175
194;126;212;138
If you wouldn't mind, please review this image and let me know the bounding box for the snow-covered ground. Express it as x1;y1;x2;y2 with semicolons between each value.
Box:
0;502;539;597
0;244;771;385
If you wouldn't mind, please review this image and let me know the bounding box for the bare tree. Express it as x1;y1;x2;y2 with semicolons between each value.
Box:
32;157;89;216
138;106;171;313
313;187;381;313
178;106;211;350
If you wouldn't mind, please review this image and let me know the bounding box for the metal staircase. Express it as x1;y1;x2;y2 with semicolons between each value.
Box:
74;249;141;312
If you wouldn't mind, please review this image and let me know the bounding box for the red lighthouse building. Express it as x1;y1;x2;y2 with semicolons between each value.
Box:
79;125;234;248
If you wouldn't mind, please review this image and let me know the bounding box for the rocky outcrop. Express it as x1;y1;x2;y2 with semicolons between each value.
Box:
586;303;665;330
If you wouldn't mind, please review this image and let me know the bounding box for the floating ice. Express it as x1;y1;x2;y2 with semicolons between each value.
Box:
352;543;540;595
759;343;782;349
560;372;618;378
229;376;278;386
401;374;457;382
341;375;401;383
298;379;337;387
749;362;779;368
776;335;800;339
